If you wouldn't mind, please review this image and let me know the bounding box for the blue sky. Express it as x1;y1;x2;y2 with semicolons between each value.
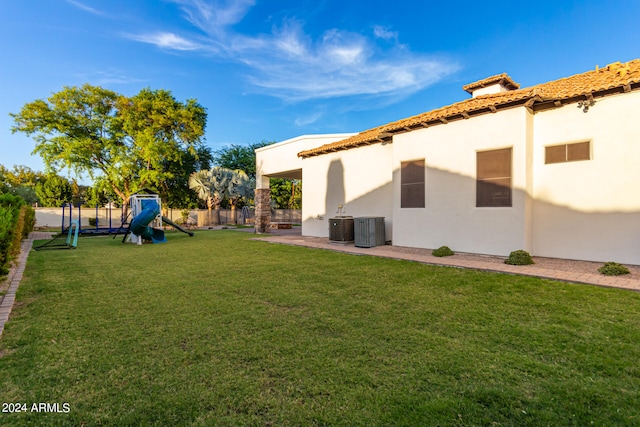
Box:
1;0;639;175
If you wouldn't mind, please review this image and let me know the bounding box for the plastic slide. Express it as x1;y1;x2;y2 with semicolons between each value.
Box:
129;200;166;243
161;216;194;237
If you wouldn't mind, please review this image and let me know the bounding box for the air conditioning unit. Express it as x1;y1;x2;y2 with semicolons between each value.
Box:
354;217;386;248
329;217;354;242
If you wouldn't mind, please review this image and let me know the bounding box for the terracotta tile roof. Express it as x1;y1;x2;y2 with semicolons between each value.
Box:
298;60;640;158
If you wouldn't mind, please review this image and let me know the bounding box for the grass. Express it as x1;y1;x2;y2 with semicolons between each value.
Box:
0;230;639;426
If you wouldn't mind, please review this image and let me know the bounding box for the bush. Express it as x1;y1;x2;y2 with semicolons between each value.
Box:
9;206;26;260
432;246;454;257
88;217;97;227
0;193;24;210
598;262;630;276
504;250;534;265
0;195;34;277
0;208;14;275
21;205;35;238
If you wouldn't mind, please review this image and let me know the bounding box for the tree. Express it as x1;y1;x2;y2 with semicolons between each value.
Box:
213;141;301;209
11;84;207;207
2;165;42;188
227;170;254;223
189;167;254;224
0;176;7;195
269;178;301;209
188;167;234;225
35;175;73;207
159;144;213;209
213;141;271;179
82;184;109;208
0;164;44;205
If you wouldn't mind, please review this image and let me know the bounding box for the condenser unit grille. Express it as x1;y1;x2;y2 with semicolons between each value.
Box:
329;217;354;242
354;217;386;248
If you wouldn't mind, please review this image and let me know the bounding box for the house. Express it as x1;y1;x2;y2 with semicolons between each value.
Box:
255;60;640;264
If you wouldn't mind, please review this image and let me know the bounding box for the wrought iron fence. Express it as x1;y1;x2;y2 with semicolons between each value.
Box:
35;207;302;229
164;208;301;227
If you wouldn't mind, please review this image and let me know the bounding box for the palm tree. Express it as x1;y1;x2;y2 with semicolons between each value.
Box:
188;167;227;225
189;167;255;225
227;170;254;224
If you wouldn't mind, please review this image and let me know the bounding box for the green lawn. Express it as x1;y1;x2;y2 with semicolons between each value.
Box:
1;230;639;426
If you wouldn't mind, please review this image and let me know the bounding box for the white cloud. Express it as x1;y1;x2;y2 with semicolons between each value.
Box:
294;110;324;127
128;32;202;51
65;0;105;16
171;0;255;33
272;21;310;58
373;25;398;41
127;0;459;103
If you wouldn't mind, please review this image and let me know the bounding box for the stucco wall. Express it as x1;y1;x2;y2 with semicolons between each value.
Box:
258;89;640;264
532;91;640;263
301;143;393;239
255;134;355;188
391;108;531;256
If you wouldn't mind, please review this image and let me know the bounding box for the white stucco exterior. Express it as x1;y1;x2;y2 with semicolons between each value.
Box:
531;90;640;262
391;108;532;256
256;72;640;264
255;134;355;189
302;143;393;239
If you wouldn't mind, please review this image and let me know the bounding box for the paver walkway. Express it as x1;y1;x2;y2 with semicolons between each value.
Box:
253;234;640;292
0;232;52;338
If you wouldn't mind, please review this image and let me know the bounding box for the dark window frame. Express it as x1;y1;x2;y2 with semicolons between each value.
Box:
545;141;591;164
476;147;512;208
400;159;425;208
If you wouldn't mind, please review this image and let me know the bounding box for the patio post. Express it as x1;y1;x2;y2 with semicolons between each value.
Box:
254;188;271;234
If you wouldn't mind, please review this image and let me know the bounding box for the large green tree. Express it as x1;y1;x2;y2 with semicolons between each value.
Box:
35;175;73;207
159;144;213;209
0;165;42;188
213;141;271;179
270;178;301;209
11;84;207;207
0;164;44;204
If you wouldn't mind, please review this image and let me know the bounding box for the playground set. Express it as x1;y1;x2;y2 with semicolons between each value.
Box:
35;193;193;249
121;193;193;245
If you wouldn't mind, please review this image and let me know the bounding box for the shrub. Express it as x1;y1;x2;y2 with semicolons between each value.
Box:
88;217;97;227
21;205;35;238
598;262;630;276
504;250;535;265
432;246;454;257
0;196;34;277
9;206;26;260
0;208;14;275
0;193;25;210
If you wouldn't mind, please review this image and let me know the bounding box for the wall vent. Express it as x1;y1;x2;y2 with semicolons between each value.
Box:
354;217;386;248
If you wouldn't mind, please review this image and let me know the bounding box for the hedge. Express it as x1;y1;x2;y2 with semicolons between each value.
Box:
0;194;35;276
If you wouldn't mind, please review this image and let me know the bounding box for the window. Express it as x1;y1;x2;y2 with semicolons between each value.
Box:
545;141;590;164
476;148;512;207
401;160;425;208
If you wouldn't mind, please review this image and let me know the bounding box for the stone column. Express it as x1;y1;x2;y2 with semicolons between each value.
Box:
254;188;271;234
